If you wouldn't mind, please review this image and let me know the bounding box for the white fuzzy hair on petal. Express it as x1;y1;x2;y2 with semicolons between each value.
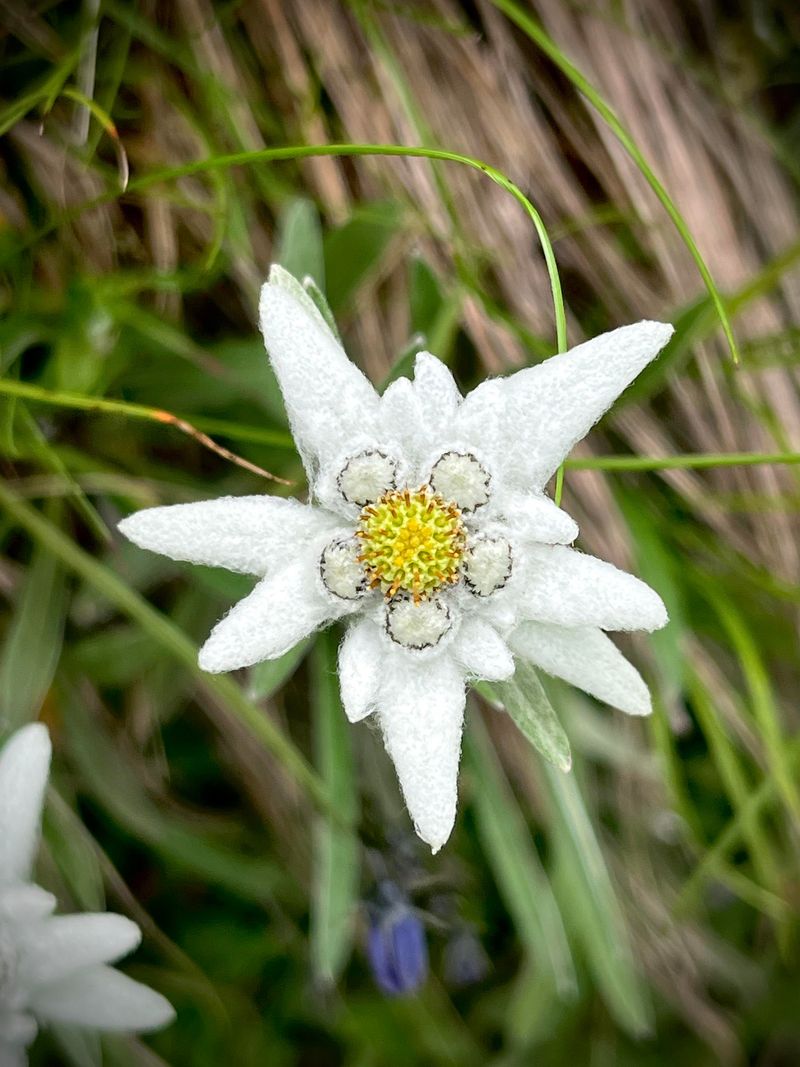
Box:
0;724;51;886
510;621;652;716
455;321;673;490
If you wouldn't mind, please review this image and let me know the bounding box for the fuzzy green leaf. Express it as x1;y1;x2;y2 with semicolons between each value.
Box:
494;662;572;772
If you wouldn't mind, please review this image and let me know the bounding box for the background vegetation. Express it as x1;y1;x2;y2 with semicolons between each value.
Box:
2;1;800;1064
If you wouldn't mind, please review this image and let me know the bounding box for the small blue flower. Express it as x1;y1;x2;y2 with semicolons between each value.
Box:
443;927;489;988
366;882;428;997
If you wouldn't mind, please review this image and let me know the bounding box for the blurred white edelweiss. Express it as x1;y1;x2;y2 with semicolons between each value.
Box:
120;266;672;852
0;725;174;1065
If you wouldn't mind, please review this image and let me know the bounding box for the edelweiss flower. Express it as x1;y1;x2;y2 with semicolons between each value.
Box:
0;725;174;1066
119;266;672;852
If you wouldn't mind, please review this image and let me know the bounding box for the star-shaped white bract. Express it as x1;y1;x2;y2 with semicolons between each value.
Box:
0;725;174;1065
119;265;672;852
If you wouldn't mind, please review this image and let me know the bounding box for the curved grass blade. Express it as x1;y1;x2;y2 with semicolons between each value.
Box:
490;0;738;364
13;142;567;360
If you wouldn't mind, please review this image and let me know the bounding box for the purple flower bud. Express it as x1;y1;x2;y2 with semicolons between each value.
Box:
366;889;428;997
443;928;489;988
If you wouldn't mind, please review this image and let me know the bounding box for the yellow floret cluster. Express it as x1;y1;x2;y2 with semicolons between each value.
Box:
356;487;466;600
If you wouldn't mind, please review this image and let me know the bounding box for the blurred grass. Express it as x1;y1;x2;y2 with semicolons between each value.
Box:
1;1;800;1065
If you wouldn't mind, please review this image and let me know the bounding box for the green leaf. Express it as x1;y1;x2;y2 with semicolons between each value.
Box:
303;276;342;342
465;714;576;997
409;255;444;337
248;636;313;700
494;662;572;772
323;201;405;313
378;332;426;392
0;534;67;735
310;630;360;987
539;759;653;1036
276;197;325;289
44;788;106;911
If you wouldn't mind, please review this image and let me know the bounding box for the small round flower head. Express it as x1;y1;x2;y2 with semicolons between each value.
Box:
0;725;174;1066
443;927;490;989
366;883;428;998
119;265;672;853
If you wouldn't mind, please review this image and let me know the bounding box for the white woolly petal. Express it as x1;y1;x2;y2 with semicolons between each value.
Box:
0;724;51;886
500;491;579;544
377;652;466;853
379;377;427;462
268;264;337;338
30;966;175;1033
198;555;349;673
338;619;383;722
259;272;380;473
456;321;673;489
510;621;652;716
413;352;461;438
17;914;142;991
452;618;514;681
118;496;337;576
514;544;668;632
0;885;56;922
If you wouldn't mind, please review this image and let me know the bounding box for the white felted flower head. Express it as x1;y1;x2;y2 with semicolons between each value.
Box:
119;265;673;853
0;725;174;1065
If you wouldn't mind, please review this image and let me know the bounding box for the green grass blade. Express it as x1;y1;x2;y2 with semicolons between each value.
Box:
310;630;360;987
677;736;800;913
465;713;576;997
490;0;738;364
700;580;800;825
565;451;800;472
59;683;289;902
538;757;653;1036
688;673;784;900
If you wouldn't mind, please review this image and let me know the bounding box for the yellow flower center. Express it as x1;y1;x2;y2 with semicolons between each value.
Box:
356;487;466;601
